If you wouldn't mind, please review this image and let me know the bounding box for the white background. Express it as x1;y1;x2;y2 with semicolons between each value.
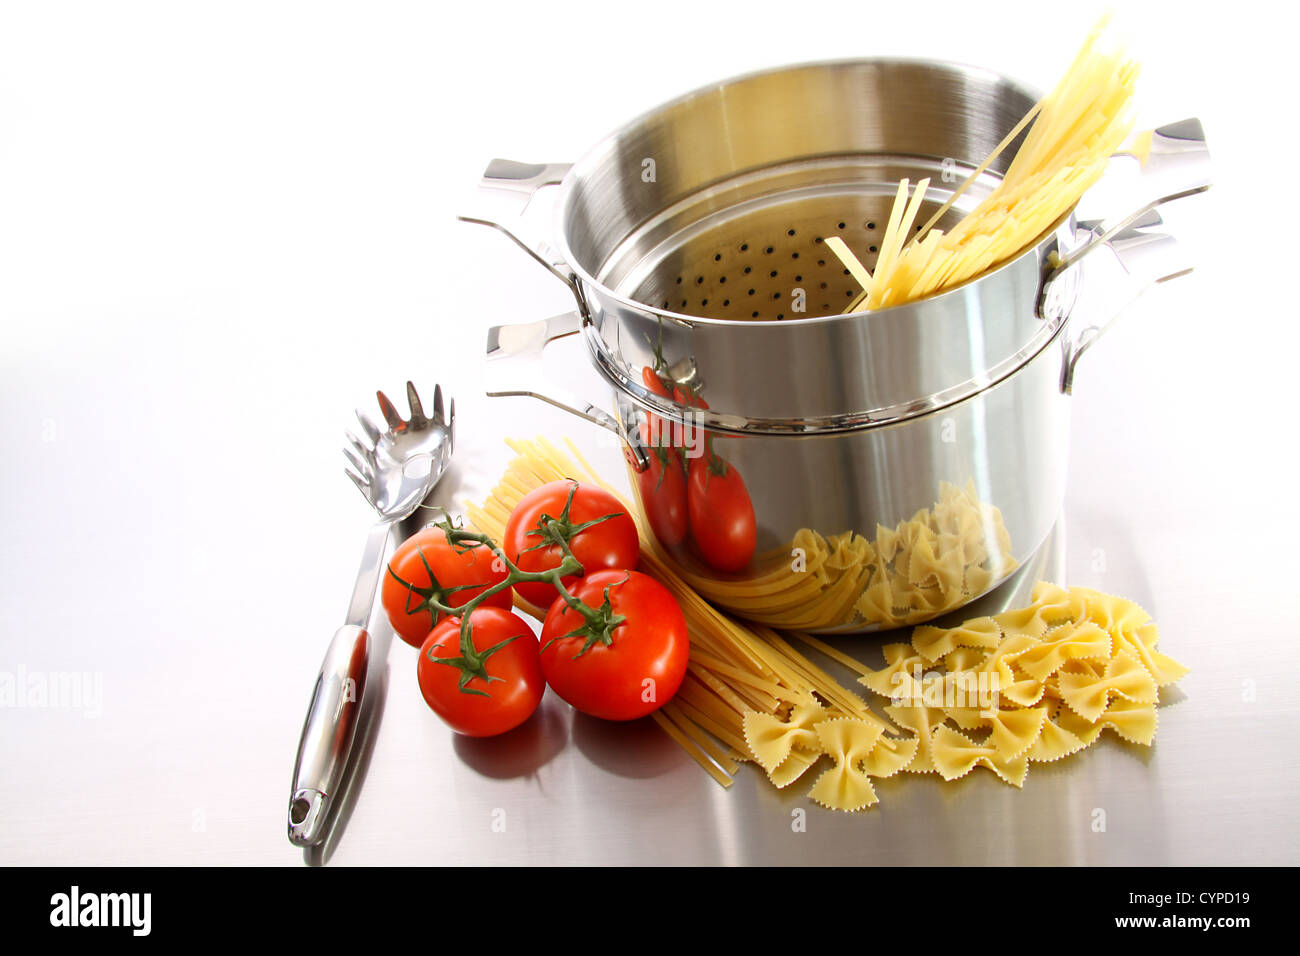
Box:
1;0;1296;864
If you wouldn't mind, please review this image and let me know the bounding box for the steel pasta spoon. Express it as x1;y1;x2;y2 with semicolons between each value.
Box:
287;382;454;848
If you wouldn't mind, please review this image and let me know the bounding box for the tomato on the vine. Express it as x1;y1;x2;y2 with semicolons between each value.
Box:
539;570;688;721
687;452;756;573
382;526;512;647
672;383;709;454
642;366;674;447
503;480;640;609
671;383;709;411
417;607;544;737
636;442;688;549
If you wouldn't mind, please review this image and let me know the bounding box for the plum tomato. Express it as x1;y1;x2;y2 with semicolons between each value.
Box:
687;452;756;573
636;443;689;549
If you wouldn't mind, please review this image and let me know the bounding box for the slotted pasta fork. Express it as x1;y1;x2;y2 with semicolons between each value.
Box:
288;382;455;848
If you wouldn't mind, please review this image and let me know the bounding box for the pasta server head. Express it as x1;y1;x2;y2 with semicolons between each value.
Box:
343;382;455;522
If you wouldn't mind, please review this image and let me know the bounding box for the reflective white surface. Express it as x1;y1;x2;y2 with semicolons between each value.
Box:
1;0;1297;866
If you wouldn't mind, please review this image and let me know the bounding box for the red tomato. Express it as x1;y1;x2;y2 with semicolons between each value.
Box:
539;570;688;721
503;480;640;609
417;607;545;737
687;453;757;573
382;527;512;647
636;443;688;548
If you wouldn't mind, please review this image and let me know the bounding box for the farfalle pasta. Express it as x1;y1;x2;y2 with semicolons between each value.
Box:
943;705;1050;760
742;701;827;787
664;480;1018;631
1057;649;1157;722
1013;620;1112;681
931;724;1030;788
740;581;1188;811
912;615;1002;663
1059;695;1158;746
1026;708;1093;763
807;719;887;811
883;704;948;775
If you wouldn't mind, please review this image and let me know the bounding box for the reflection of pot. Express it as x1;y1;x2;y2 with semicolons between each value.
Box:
467;59;1210;634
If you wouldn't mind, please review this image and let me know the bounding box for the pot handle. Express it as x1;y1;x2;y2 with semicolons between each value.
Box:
1058;208;1194;394
458;159;587;315
1038;118;1210;324
1065;119;1210;273
477;158;572;203
485;312;651;471
1041;118;1211;392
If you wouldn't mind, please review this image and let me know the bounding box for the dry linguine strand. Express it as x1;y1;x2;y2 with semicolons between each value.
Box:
651;711;734;788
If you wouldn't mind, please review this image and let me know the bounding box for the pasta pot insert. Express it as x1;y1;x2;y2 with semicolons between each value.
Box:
466;58;1210;634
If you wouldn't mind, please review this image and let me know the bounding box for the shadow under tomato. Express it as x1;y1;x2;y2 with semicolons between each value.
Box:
568;710;684;780
450;692;570;780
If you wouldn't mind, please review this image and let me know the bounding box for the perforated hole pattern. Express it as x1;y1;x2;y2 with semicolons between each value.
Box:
626;192;961;322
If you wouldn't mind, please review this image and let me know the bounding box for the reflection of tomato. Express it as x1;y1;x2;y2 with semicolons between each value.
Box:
382;527;512;647
687;452;756;573
503;480;640;609
672;383;709;452
642;367;674;447
636;443;688;548
643;366;673;402
672;383;709;411
539;570;688;721
417;608;545;737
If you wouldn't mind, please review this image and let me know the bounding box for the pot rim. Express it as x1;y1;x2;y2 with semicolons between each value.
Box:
551;55;1055;332
585;275;1076;436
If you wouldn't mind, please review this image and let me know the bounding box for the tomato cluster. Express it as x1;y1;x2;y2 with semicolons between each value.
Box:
636;367;757;574
382;480;689;737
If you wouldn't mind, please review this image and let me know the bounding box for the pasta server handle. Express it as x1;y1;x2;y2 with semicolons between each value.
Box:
287;622;371;847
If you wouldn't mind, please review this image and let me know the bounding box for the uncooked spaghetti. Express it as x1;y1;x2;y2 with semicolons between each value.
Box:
833;17;1138;313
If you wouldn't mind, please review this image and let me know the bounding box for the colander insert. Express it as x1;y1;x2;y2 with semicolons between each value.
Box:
604;156;1000;322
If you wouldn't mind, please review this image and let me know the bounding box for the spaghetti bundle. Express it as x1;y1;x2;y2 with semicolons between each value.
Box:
837;17;1138;312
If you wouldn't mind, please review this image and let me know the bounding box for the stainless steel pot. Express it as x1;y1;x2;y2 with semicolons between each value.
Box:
465;59;1210;634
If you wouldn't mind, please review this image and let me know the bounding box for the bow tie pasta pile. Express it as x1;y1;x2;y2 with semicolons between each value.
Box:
742;581;1189;811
